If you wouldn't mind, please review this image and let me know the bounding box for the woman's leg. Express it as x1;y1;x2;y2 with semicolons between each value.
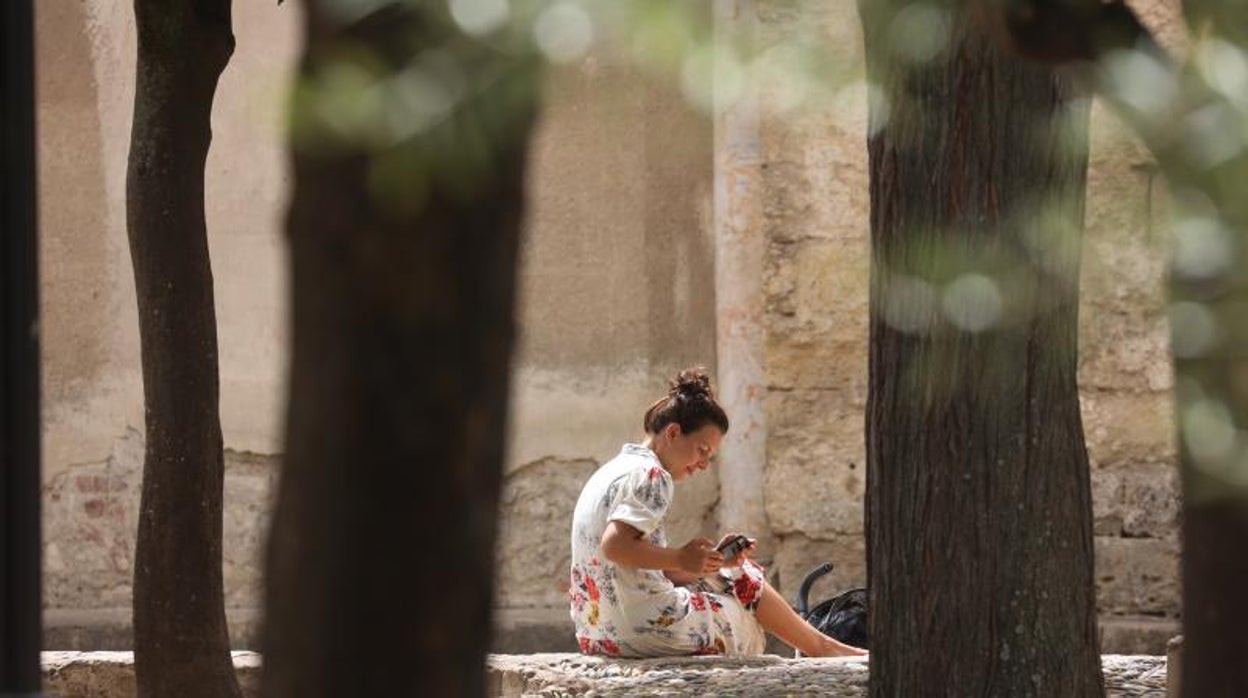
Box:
754;582;867;657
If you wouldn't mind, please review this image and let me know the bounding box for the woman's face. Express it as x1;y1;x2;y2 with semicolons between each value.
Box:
658;423;724;482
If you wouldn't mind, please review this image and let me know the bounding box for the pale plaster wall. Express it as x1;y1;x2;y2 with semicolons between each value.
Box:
499;50;720;610
36;0;719;643
37;0;298;619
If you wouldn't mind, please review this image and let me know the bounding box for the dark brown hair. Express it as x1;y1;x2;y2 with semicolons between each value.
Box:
643;367;730;436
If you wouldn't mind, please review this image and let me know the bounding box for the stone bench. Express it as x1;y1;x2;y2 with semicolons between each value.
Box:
41;652;1168;697
488;654;1169;696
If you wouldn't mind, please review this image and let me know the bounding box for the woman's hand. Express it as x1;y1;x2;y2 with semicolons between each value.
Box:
677;537;724;575
715;532;758;567
602;522;719;574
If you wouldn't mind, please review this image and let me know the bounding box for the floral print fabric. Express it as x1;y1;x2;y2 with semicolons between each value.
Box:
569;444;767;657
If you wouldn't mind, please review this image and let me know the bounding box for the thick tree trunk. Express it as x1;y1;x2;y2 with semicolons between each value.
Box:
862;3;1103;696
126;1;239;696
1;0;42;691
972;2;1248;692
260;4;538;695
1181;498;1248;695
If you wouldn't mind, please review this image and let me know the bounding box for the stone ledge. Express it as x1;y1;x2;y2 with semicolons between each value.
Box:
41;607;1178;655
487;653;1167;696
487;653;869;696
41;652;1167;697
42;651;262;697
1099;616;1181;655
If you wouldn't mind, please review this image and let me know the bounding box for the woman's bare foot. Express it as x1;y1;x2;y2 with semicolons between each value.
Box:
811;637;868;658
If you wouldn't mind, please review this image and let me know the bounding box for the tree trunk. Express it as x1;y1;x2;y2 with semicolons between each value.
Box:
971;2;1248;692
260;4;538;695
1;0;42;691
861;3;1103;696
126;1;239;696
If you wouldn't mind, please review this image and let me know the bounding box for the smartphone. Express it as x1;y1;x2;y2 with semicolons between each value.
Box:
716;534;751;560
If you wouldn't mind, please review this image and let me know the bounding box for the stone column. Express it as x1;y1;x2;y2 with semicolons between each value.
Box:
713;0;768;543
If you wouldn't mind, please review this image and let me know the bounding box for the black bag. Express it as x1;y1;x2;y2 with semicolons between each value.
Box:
796;562;868;650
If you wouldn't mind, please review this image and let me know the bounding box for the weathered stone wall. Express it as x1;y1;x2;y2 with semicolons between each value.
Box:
1079;0;1188;645
754;0;1186;651
752;0;874;610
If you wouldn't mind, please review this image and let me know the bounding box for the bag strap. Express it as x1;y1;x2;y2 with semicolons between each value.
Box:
796;562;835;615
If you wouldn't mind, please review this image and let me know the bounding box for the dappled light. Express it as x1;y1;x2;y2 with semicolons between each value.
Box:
284;0;875;216
1103;48;1179;119
449;0;510;36
1171;216;1233;281
1181;397;1239;478
878;272;937;335
1169;301;1219;358
886;3;952;65
532;2;594;62
940;273;1003;332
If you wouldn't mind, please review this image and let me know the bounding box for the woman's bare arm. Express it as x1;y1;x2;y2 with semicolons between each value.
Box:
665;569;701;586
600;521;722;575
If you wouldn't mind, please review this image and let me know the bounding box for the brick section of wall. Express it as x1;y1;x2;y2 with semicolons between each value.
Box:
42;431;277;614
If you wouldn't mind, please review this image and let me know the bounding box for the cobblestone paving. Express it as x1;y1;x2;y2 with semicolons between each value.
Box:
487;653;1168;697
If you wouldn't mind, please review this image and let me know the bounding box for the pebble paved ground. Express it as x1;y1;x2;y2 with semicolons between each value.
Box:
486;653;1169;697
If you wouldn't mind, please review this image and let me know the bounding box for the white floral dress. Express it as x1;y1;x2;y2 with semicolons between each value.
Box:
568;443;767;657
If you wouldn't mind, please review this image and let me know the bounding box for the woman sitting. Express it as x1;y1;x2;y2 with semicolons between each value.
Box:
569;368;868;658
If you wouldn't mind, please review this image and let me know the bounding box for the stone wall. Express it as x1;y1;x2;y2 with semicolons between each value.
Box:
37;0;1185;654
753;0;1185;651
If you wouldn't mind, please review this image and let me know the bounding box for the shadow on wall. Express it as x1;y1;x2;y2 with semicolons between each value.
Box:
36;0;115;398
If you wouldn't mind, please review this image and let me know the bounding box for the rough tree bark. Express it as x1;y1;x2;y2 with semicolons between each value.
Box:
977;1;1248;693
861;2;1104;695
260;3;538;695
126;0;240;696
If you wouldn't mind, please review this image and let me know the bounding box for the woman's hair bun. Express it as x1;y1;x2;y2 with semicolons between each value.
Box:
644;365;728;435
670;367;714;400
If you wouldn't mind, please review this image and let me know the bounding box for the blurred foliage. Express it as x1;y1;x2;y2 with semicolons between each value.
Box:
861;0;1248;504
1100;15;1248;502
288;0;875;211
288;0;1248;497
